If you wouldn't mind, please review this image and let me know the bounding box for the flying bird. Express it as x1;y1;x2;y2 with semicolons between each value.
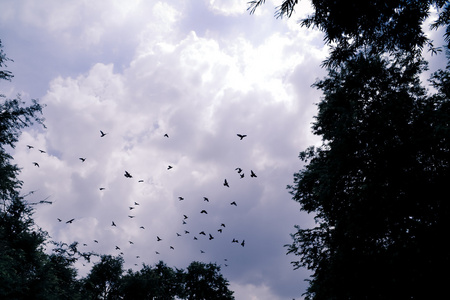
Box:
176;233;181;237
203;197;209;202
111;221;116;227
170;246;174;250
235;167;242;173
183;215;188;219
200;250;205;253
194;237;198;240
134;202;139;205
250;170;257;178
218;229;223;233
230;201;237;206
200;210;208;214
185;230;190;234
240;173;245;179
140;226;145;229
138;179;144;182
178;197;184;201
129;207;135;210
167;165;173;170
94;240;98;243
128;215;135;218
157;236;162;241
57;218;62;222
115;246;121;250
39;149;46;153
66;219;75;224
199;231;206;236
27;145;34;149
221;223;226;227
232;239;238;243
79;158;86;162
129;241;134;244
223;179;229;187
209;234;214;240
32;162;39;167
99;187;105;190
241;240;245;247
237;134;247;140
155;251;160;254
164;133;169;138
100;130;108;137
124;171;133;178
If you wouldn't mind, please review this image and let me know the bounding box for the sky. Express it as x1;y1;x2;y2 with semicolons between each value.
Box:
0;1;447;299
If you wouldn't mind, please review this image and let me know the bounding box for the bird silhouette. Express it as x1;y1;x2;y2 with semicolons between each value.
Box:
194;237;198;240
128;215;135;218
99;187;105;190
27;145;34;149
115;246;120;250
170;246;174;250
200;250;205;253
134;202;139;205
209;234;214;240
167;165;173;170
129;241;134;244
199;231;206;235
124;171;133;178
203;197;209;202
200;210;208;214
39;149;46;153
223;179;229;187
183;215;188;219
138;179;144;182
140;226;145;229
33;162;39;167
129;207;135;210
235;167;242;173
250;170;257;178
57;218;62;222
241;240;245;247
164;133;169;138
240;173;245;179
232;239;238;243
237;134;247;140
178;197;184;201
79;158;86;162
176;233;181;237
94;240;98;243
157;236;162;241
185;230;190;234
182;220;187;225
230;201;237;206
100;130;108;137
221;223;226;227
66;218;75;224
155;251;160;254
111;221;116;227
218;229;223;233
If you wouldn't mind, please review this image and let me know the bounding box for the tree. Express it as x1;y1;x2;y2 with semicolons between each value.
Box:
183;261;234;300
82;255;124;300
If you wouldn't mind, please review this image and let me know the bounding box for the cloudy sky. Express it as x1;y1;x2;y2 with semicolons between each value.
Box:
2;1;445;299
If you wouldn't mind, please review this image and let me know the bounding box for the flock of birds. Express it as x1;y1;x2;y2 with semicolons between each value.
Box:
26;131;257;269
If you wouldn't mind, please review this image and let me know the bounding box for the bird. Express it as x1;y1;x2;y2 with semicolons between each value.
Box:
111;221;116;227
218;229;223;233
115;246;121;250
129;241;134;244
235;167;242;173
194;237;198;240
39;149;46;153
199;231;206;235
237;134;247;140
170;246;174;250
66;218;75;224
250;170;257;178
240;173;245;179
209;234;214;240
128;215;135;218
167;165;173;170
241;240;245;247
155;251;160;254
223;179;229;187
200;210;208;214
100;130;108;137
136;256;140;258
176;233;181;237
164;133;169;138
99;187;105;190
232;239;238;243
157;236;162;241
203;197;209;202
124;171;133;178
200;250;205;253
134;202;139;205
138;179;144;182
182;220;187;225
178;197;184;201
230;201;237;206
185;230;190;234
32;162;39;167
57;218;62;222
94;240;98;243
79;158;86;162
183;215;188;219
27;145;34;149
129;207;135;210
140;226;145;229
221;223;226;227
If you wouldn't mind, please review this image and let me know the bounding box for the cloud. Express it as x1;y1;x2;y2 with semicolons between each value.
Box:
6;1;327;298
